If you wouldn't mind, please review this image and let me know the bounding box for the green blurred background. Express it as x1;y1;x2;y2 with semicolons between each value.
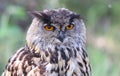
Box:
0;0;120;76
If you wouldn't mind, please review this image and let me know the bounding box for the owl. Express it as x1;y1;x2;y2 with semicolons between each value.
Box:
2;8;91;76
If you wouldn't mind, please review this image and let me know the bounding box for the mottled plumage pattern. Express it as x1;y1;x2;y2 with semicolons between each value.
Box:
2;8;91;76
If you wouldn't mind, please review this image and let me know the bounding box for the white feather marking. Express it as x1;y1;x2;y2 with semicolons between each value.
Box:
67;58;76;76
45;63;52;72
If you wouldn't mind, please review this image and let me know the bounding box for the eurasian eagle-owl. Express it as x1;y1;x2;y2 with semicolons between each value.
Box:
2;8;91;76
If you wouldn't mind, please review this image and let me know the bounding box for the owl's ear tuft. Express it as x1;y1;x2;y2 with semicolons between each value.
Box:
69;14;82;23
28;11;43;19
70;14;81;20
28;11;51;23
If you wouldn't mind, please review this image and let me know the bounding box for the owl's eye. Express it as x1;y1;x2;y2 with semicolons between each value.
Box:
65;24;74;30
44;25;55;31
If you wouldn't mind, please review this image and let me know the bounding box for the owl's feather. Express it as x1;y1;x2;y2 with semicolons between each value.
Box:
2;46;45;76
2;8;91;76
2;45;91;76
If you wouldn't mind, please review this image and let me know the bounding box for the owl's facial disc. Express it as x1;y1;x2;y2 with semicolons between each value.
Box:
29;9;82;44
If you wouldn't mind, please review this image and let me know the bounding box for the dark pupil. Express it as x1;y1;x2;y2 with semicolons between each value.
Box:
68;25;71;27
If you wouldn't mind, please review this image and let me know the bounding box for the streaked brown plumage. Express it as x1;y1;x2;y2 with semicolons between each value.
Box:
2;8;91;76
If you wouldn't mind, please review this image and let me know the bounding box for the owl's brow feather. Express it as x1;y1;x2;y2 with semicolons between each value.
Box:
69;14;80;24
40;12;51;24
29;11;51;24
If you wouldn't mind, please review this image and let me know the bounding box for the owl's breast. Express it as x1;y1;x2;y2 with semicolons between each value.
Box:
41;46;91;76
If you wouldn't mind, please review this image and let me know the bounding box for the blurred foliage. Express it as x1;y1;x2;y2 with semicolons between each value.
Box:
0;5;26;73
0;0;120;76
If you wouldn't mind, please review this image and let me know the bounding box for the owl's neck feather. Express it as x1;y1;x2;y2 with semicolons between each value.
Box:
26;37;89;75
26;37;86;62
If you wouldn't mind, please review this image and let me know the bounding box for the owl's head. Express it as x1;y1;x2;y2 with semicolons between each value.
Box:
26;8;86;51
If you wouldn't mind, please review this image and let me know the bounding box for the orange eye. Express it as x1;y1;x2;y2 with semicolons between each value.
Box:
44;25;55;31
66;24;74;30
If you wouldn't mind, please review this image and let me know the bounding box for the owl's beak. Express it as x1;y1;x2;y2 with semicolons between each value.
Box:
57;31;65;42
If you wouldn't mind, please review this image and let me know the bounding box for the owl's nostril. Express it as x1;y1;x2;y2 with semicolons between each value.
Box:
57;31;65;42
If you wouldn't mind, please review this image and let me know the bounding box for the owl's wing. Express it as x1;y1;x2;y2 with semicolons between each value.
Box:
2;46;46;76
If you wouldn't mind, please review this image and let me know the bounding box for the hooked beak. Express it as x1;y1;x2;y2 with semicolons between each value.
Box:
57;31;65;42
